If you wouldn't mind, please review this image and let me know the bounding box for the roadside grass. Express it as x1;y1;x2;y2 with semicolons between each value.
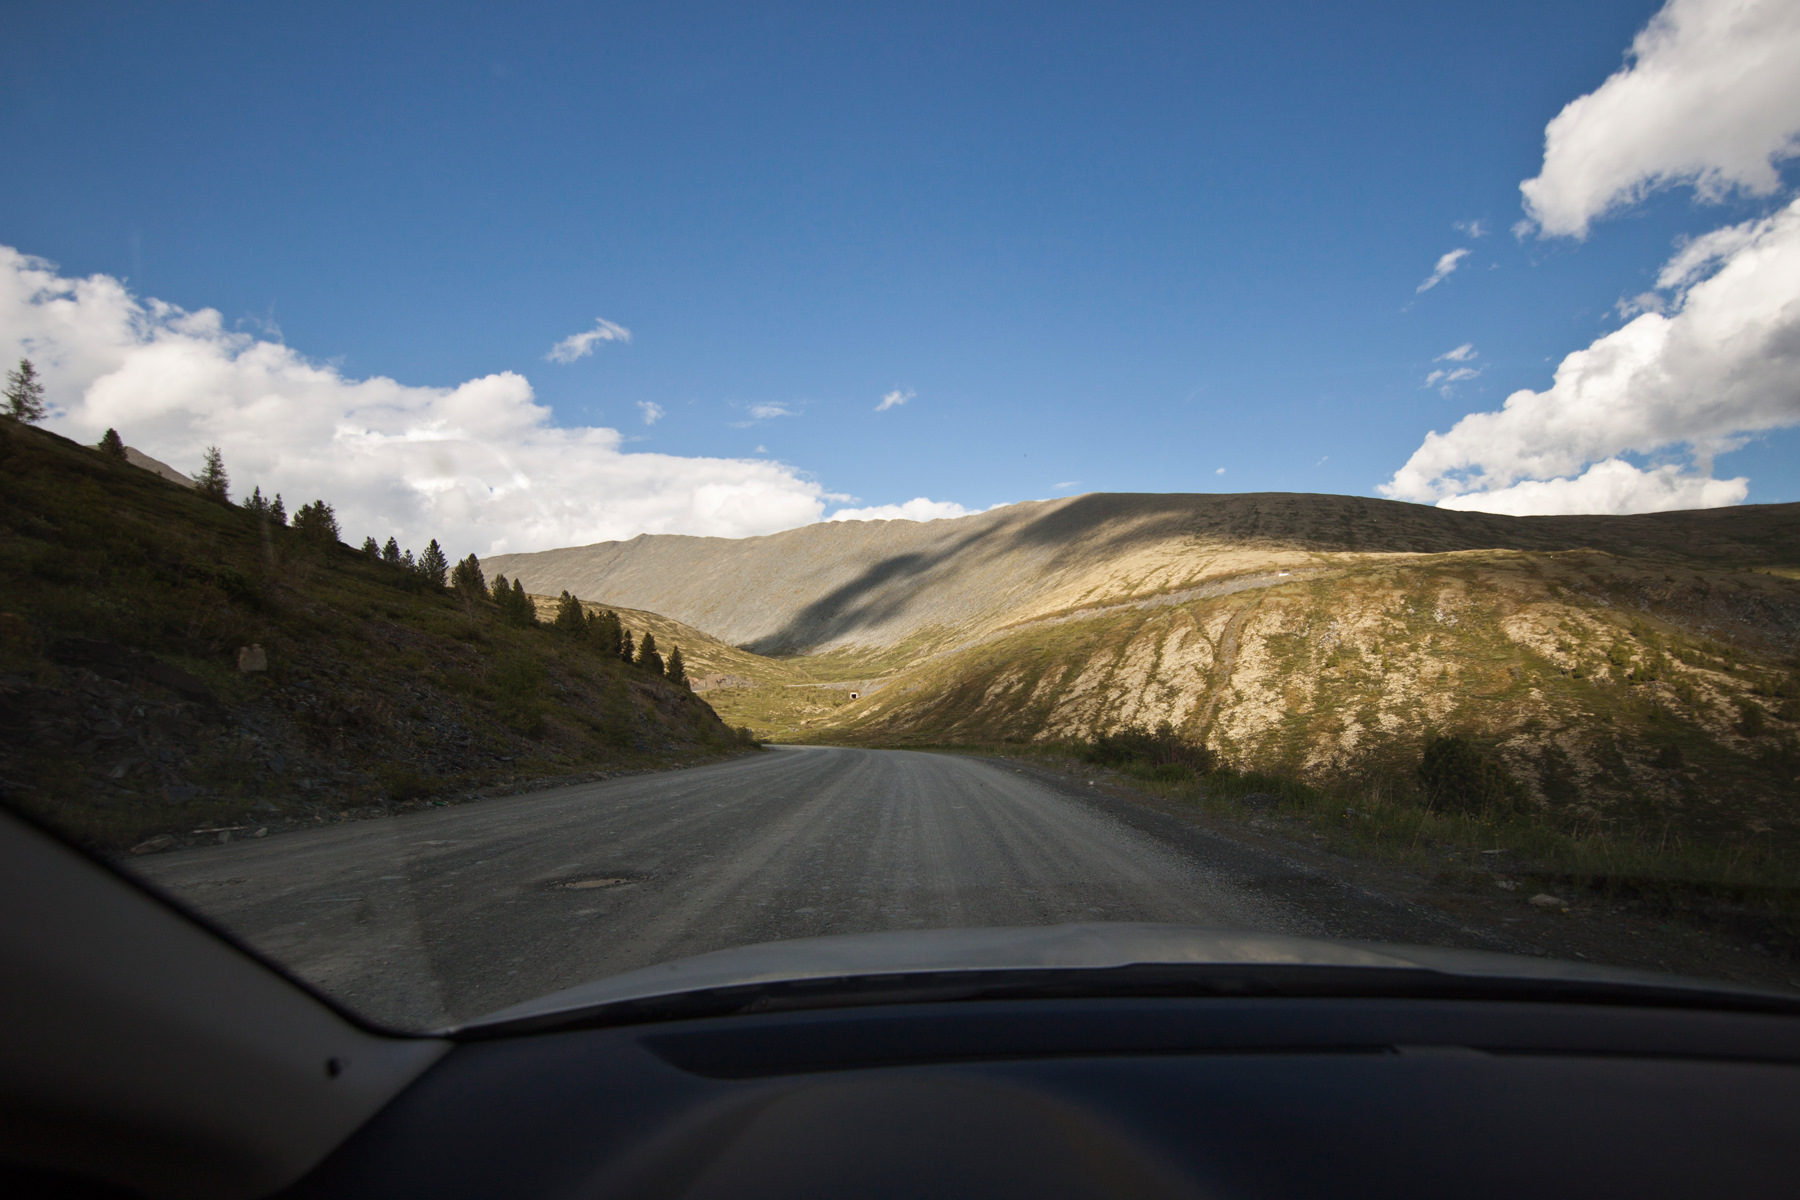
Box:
913;739;1800;944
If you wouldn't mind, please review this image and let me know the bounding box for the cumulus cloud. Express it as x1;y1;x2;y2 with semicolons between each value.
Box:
0;247;837;555
1416;248;1469;293
637;400;664;425
875;388;913;412
1438;459;1747;516
1382;197;1800;512
546;317;631;363
1519;0;1800;238
828;497;981;523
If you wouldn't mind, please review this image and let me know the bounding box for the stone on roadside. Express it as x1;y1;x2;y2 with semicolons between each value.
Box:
237;644;268;672
1529;893;1568;910
129;834;176;855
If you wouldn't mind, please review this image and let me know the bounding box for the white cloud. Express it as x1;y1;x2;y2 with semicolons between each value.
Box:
0;247;836;555
748;402;796;420
1436;343;1477;362
1416;248;1470;293
827;497;979;523
875;388;913;412
546;317;631;364
1214;467;1226;475
1438;459;1747;516
1453;219;1489;238
1519;0;1800;238
1382;196;1800;512
637;400;664;425
1423;365;1482;395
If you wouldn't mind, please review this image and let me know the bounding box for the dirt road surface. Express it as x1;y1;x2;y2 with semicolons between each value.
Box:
133;746;1514;1028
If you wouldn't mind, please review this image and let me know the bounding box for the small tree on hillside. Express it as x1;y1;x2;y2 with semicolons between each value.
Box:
292;499;340;545
196;446;230;502
4;359;46;423
591;609;623;658
382;537;402;566
666;645;688;688
554;590;587;634
361;536;381;559
243;485;286;525
620;629;634;663
637;632;664;677
450;553;486;596
510;578;537;627
98;428;127;460
417;539;449;587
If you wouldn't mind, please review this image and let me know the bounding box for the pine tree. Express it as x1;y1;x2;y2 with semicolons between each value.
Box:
196;446;230;502
401;548;415;571
620;629;634;663
666;645;688;688
243;486;286;525
490;572;510;601
4;359;46;423
450;553;486;595
362;536;381;558
418;539;449;587
510;578;537;627
554;590;586;634
591;610;622;657
637;632;664;677
98;428;127;460
292;499;340;544
383;537;402;566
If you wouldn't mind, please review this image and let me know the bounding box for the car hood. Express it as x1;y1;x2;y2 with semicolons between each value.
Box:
457;922;1784;1033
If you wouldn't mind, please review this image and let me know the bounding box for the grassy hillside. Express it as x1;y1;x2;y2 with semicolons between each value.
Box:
0;422;751;855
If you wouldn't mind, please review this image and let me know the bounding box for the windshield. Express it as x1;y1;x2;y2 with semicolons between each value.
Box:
3;0;1798;1031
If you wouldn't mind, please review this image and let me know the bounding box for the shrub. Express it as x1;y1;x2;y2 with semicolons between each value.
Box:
1083;721;1216;774
1418;735;1524;814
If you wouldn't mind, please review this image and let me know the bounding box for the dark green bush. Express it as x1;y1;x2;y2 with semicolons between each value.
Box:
1418;735;1524;814
1083;721;1216;775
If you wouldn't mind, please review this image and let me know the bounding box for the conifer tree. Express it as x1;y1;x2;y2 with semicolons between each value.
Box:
4;359;46;423
637;632;664;677
196;446;230;502
554;590;586;634
292;500;340;544
450;553;486;595
243;485;271;518
666;645;688;688
383;537;402;566
418;539;449;587
490;572;510;601
620;629;634;663
269;494;286;526
362;536;381;559
510;578;537;627
98;428;127;460
401;548;416;571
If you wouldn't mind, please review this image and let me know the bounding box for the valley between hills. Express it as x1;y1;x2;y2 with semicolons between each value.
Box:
489;492;1800;911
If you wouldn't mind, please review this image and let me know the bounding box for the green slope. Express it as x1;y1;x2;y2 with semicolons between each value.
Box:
0;422;750;854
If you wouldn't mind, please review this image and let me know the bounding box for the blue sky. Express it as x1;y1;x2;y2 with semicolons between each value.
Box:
3;1;1798;550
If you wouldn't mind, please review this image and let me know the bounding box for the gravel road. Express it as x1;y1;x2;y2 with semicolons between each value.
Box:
132;746;1481;1029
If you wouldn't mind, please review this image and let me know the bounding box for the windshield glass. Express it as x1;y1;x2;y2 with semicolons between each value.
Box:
3;0;1798;1030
